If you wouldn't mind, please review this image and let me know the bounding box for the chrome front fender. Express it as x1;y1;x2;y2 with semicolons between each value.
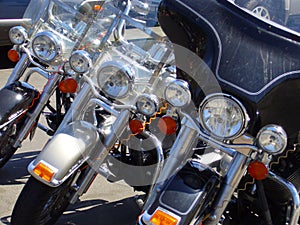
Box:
28;120;101;187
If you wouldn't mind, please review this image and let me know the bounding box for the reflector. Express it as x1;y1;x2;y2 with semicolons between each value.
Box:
33;162;55;182
59;78;78;93
247;161;268;180
7;49;20;62
158;116;177;135
150;209;178;225
129;119;144;134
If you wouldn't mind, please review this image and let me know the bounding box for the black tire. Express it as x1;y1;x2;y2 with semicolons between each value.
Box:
236;0;285;24
11;176;74;225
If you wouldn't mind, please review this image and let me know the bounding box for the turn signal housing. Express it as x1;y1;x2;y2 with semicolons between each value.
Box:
150;209;179;225
33;161;56;182
129;119;144;135
7;49;20;62
247;161;268;180
158;116;177;135
59;78;78;93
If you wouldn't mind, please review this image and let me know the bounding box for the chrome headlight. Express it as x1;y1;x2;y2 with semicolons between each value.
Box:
9;26;28;45
164;80;191;107
199;93;249;140
69;50;92;73
32;31;61;62
97;62;134;99
136;94;159;116
257;125;287;155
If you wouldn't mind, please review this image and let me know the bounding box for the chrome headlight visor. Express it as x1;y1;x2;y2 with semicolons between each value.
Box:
69;50;92;73
199;93;249;140
256;124;287;155
32;31;61;62
97;61;134;99
164;79;191;107
9;26;28;45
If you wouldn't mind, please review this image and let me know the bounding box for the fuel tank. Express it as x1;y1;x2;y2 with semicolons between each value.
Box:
0;81;39;127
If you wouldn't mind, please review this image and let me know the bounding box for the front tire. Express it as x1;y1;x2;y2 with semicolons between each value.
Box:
11;176;74;225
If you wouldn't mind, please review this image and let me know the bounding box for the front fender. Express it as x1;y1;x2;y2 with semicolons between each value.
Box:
28;121;101;187
139;160;221;225
0;81;39;128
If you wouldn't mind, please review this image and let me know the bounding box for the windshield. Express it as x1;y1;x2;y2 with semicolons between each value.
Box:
75;0;174;105
21;0;104;63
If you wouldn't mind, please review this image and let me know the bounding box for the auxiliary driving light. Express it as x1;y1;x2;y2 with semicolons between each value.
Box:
136;94;159;116
69;50;92;73
257;124;287;155
164;80;191;107
9;26;28;45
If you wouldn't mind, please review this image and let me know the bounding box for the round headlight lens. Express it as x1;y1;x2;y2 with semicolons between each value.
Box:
9;26;28;45
32;31;61;62
97;62;134;99
69;50;92;73
257;125;287;155
136;94;159;116
199;94;249;140
164;80;191;107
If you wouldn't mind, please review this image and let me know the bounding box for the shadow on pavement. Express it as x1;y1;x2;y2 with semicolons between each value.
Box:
1;196;141;225
56;196;141;225
0;151;39;185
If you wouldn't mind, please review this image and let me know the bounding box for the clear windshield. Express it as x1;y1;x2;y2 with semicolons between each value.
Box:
74;0;175;108
22;0;103;61
78;0;173;67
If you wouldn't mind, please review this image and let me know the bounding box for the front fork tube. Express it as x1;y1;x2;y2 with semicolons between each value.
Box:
6;53;30;85
143;118;199;210
204;153;249;225
70;109;131;203
12;74;62;148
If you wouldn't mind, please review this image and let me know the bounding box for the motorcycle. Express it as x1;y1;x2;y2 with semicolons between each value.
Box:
0;0;103;167
137;0;300;225
11;0;188;224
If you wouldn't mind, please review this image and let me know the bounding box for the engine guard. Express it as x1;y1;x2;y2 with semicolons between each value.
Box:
0;81;39;128
139;159;221;225
28;120;101;187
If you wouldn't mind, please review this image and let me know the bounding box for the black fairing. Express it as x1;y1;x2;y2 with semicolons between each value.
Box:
0;81;39;126
158;0;300;141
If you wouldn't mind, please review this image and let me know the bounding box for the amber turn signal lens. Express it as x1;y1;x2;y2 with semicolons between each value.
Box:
94;4;102;11
247;161;268;180
7;49;19;62
158;116;177;135
33;162;55;182
129;119;144;135
59;78;78;93
150;209;179;225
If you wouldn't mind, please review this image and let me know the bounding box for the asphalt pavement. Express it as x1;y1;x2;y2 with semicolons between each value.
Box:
0;68;142;225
